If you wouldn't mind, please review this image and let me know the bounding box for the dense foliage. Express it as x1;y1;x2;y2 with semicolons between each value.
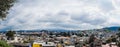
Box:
0;0;16;19
0;40;13;47
6;30;16;40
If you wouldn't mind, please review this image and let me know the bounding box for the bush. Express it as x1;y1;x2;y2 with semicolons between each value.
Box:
0;40;13;47
106;38;111;43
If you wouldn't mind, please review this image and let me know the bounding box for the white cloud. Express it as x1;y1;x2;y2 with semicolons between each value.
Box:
0;0;120;30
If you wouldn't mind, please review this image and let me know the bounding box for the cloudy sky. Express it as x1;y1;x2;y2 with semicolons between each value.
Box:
0;0;120;31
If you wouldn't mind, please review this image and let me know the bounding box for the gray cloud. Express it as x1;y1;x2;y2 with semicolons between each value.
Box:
71;11;107;25
0;0;120;30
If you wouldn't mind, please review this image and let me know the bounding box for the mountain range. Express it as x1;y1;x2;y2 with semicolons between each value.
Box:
103;26;120;31
0;26;120;32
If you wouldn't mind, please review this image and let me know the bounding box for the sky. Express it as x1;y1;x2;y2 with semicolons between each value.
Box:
0;0;120;31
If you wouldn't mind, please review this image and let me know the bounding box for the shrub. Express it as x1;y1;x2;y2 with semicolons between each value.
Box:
0;40;13;47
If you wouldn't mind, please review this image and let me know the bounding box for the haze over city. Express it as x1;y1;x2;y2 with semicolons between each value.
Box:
0;0;120;31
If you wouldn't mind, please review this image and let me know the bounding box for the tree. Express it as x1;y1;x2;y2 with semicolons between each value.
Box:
0;0;16;19
118;28;120;31
77;33;84;37
0;40;13;47
89;34;96;47
89;34;95;43
117;28;120;47
6;30;16;40
106;36;117;43
116;28;120;39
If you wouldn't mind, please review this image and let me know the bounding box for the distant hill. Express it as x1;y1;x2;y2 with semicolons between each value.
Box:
103;26;120;31
1;26;120;32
